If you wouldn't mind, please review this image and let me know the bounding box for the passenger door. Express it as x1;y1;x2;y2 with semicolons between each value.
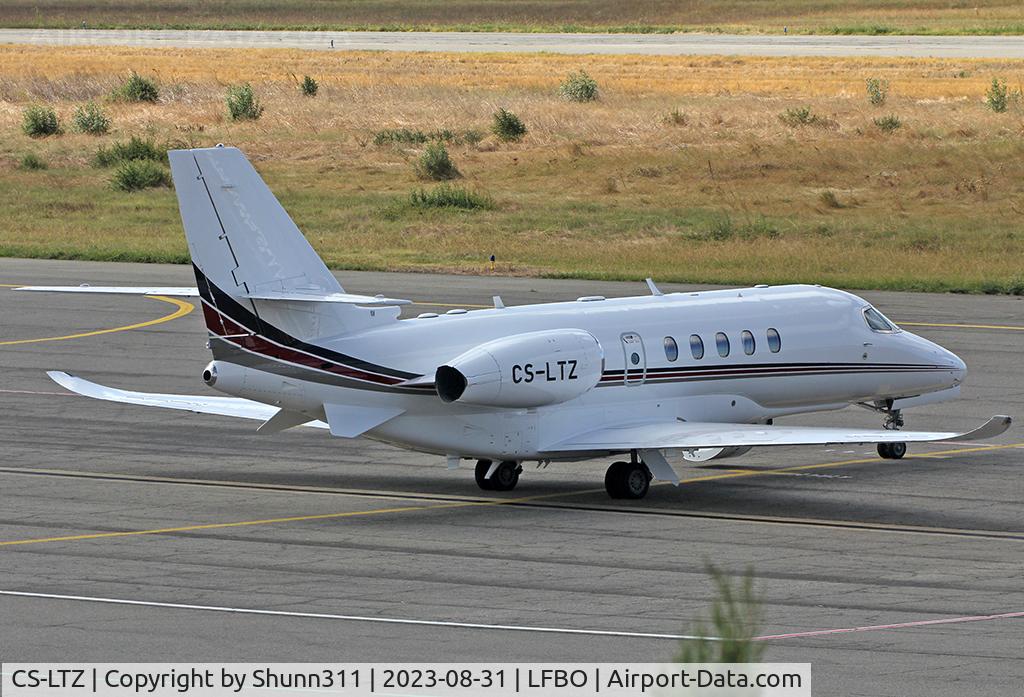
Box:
621;332;646;385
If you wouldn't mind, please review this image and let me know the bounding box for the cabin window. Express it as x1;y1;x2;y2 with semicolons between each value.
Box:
864;307;899;333
741;330;756;355
716;332;730;357
767;328;781;353
689;334;704;360
663;336;679;362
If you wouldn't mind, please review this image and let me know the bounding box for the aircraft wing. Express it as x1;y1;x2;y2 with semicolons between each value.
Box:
47;371;328;429
542;417;1012;453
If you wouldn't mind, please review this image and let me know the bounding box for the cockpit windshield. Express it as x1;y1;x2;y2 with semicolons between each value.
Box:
863;306;899;333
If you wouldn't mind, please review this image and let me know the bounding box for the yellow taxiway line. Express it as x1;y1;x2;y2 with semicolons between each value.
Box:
0;295;193;346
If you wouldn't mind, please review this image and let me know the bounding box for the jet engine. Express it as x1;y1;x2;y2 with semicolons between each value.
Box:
435;329;604;408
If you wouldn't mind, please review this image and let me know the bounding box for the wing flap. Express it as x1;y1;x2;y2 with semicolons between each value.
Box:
47;371;328;428
543;416;1012;453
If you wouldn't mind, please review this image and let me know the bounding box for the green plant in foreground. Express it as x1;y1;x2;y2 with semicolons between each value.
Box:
491;108;527;142
415;142;460;181
72;101;111;135
986;77;1009;112
18;153;47;170
300;75;318;96
865;77;889;106
677;565;765;663
111;159;171;192
559;70;599;102
874;114;902;132
779;106;819;127
22;105;61;137
111;71;159;102
226;83;263;121
93;136;167;167
409;184;494;210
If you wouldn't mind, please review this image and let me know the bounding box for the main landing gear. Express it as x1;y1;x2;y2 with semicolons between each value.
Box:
604;453;652;500
877;408;907;459
475;459;522;491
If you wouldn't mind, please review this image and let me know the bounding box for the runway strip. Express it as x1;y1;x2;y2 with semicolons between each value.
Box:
3;28;1024;58
2;590;1019;643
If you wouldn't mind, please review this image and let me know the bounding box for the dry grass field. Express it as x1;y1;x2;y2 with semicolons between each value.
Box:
1;0;1023;34
2;45;1024;292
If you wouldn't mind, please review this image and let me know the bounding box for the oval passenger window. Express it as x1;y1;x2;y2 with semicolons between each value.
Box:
741;330;755;355
664;336;678;362
716;332;730;357
767;328;781;353
690;334;704;360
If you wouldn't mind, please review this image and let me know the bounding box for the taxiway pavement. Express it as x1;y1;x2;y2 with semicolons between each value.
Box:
0;258;1021;695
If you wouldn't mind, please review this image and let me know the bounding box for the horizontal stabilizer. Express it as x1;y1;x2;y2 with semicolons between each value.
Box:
244;290;411;306
323;403;404;438
17;286;409;306
544;416;1012;454
17;286;199;297
47;371;328;429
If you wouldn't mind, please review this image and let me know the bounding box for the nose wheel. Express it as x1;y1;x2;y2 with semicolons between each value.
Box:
877;442;907;459
474;459;521;491
605;460;652;499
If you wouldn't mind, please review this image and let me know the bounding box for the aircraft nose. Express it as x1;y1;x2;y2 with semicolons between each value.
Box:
947;350;967;384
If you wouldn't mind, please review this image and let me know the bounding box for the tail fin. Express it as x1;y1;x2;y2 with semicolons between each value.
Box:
168;146;398;341
168;146;341;297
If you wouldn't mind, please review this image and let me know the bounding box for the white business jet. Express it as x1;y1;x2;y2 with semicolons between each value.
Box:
19;146;1011;499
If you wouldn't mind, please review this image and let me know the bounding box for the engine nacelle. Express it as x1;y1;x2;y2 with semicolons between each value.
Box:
680;446;753;462
202;360;314;412
435;329;604;408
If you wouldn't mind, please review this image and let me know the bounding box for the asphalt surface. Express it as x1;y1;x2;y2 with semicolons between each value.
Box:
1;258;1022;695
3;28;1024;58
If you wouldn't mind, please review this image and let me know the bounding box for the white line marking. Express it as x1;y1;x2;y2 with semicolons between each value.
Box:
0;590;708;641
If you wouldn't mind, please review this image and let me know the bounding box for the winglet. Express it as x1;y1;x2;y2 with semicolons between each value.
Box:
645;278;664;296
947;415;1012;442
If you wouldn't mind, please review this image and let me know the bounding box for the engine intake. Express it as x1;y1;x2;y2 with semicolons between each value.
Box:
435;329;604;408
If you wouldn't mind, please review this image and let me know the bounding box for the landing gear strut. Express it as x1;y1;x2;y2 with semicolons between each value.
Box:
878;408;907;459
474;459;521;492
604;452;651;499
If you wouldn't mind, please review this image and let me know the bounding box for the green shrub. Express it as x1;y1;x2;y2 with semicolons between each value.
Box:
491;108;527;142
19;153;47;170
373;128;457;146
111;71;159;102
72;101;110;135
300;75;318;97
665;108;687;125
111;159;171;192
226;83;263;121
865;77;889;106
873;114;902;132
779;106;819;127
676;565;765;663
409;185;493;210
559;70;599;102
93;136;167;167
461;129;485;146
415;142;460;180
22;105;61;137
986;77;1009;113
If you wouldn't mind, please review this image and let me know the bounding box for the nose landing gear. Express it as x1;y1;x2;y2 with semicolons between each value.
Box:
878;408;907;459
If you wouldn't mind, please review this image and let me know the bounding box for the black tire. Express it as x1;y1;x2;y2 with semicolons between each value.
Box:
877;442;907;459
491;460;521;491
475;459;495;490
605;461;651;500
